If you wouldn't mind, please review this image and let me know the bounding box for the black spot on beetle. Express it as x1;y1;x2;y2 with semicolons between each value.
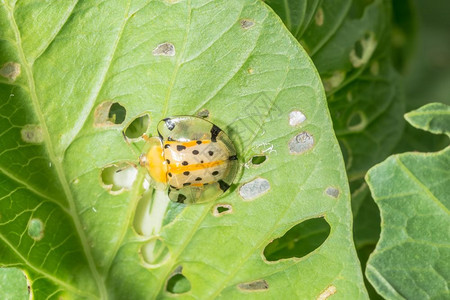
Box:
168;172;172;177
212;171;219;176
164;144;171;148
208;151;214;156
164;118;175;131
177;145;186;151
201;160;204;163
195;177;202;181
183;171;190;176
177;194;187;203
192;150;199;155
183;182;191;186
170;185;178;190
229;155;237;160
166;159;171;164
196;140;202;145
182;161;189;166
167;136;174;141
210;125;221;142
218;180;230;192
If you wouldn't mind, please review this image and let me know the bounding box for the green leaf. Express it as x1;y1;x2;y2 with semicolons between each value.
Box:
0;268;29;300
0;0;366;298
404;102;450;137
365;103;450;300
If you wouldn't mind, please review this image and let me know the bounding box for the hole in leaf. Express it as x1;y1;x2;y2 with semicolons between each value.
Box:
94;101;127;126
213;204;233;217
197;108;209;118
217;206;229;213
166;267;191;294
141;237;171;268
288;131;314;155
153;42;175;56
323;70;346;92
251;155;266;165
124;114;150;139
108;103;126;124
21;124;43;143
101;164;137;194
289;110;306;126
263;217;330;262
349;32;377;68
353;40;364;59
0;62;21;81
237;279;269;292
27;218;44;241
240;19;254;29
239;178;270;201
325;187;340;198
347;111;367;132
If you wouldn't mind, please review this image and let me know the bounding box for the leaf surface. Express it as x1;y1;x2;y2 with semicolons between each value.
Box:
0;0;366;298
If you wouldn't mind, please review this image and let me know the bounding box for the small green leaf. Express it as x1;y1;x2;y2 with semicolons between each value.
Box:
404;102;450;137
365;103;450;300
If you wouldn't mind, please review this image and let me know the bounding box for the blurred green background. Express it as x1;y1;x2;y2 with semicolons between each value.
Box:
398;0;450;153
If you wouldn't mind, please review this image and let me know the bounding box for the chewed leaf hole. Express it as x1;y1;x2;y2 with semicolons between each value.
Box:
289;110;306;126
21;124;43;143
108;103;126;124
153;42;175;56
166;267;191;294
141;238;171;268
27;218;44;241
347;111;367;132
101;164;137;194
237;279;269;292
0;62;21;81
239;178;270;201
325;187;340;198
124;114;150;139
349;32;377;68
263;217;330;262
323;71;346;92
94;101;126;126
213;204;232;217
288;131;314;155
197;108;210;118
240;19;254;29
251;155;266;165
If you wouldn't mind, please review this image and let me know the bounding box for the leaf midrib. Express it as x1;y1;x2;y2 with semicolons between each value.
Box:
4;2;106;298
